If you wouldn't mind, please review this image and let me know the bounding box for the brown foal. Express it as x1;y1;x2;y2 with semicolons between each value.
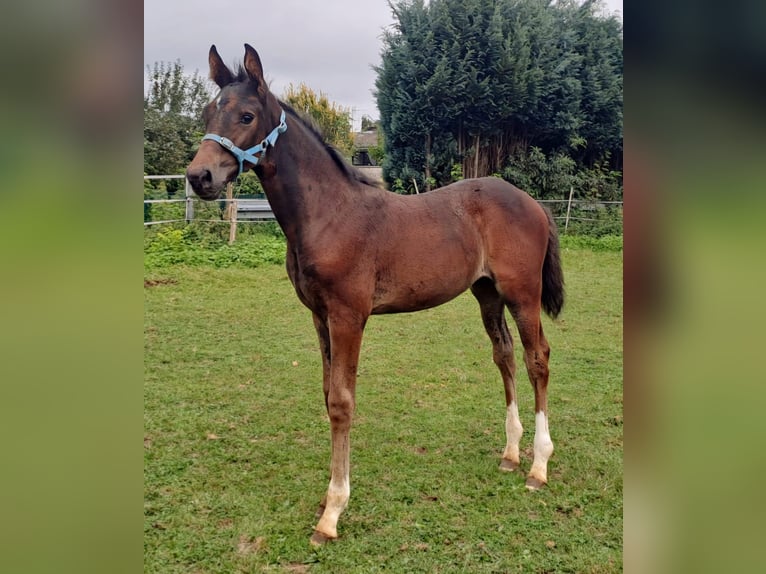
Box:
186;44;564;545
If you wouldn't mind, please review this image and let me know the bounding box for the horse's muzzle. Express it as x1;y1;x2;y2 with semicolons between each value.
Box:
185;165;221;200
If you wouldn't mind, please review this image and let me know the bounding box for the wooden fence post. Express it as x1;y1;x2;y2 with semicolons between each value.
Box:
564;186;574;234
226;182;237;245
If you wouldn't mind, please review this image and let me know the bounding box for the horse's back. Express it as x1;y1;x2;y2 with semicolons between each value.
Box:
442;177;545;220
365;178;550;314
425;177;549;247
372;176;549;266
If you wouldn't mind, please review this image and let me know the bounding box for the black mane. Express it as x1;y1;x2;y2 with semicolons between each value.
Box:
280;102;381;189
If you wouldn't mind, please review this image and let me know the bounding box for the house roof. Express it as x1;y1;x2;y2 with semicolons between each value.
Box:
353;131;378;149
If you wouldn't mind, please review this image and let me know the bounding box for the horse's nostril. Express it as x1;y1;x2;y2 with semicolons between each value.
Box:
186;167;212;188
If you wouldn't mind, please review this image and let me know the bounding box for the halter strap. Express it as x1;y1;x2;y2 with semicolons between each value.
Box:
202;109;287;176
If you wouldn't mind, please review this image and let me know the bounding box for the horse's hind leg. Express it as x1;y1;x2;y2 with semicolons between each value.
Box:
511;301;554;490
471;279;523;473
312;313;331;518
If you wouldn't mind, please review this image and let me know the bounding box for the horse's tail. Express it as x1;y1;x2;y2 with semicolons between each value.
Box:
541;207;565;319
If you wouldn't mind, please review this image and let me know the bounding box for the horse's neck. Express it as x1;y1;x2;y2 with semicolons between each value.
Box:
258;117;356;244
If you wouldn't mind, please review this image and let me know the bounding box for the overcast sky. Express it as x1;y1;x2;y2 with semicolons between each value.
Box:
144;0;622;131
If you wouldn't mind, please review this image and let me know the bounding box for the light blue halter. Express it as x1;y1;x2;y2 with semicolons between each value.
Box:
202;109;287;176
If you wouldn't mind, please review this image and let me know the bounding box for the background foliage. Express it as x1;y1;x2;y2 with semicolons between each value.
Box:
375;0;622;196
143;1;623;205
144;62;210;182
144;224;620;274
282;83;355;157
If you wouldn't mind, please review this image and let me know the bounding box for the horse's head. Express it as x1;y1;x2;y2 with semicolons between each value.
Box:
186;44;285;200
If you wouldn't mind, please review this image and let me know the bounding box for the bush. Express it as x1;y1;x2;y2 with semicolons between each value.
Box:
501;147;622;203
143;179;186;223
144;225;286;270
562;204;623;237
560;234;622;252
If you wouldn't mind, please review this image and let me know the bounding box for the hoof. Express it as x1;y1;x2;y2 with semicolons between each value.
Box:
525;476;547;490
499;459;520;472
310;530;335;546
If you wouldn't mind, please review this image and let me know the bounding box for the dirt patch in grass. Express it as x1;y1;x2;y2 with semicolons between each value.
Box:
144;278;178;288
237;534;266;555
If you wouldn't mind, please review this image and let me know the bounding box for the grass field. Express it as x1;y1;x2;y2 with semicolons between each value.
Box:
144;245;622;573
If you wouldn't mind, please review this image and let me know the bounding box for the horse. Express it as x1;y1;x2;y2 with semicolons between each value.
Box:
186;44;564;545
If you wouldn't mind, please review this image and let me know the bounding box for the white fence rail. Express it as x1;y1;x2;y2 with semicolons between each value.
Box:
144;176;621;234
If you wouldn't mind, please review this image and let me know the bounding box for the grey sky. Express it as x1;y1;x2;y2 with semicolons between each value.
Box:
144;0;622;131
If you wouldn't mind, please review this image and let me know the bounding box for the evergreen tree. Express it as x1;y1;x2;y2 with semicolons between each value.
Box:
376;0;622;197
570;0;623;167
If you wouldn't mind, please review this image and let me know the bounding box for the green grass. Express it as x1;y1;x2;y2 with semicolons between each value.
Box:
144;245;622;573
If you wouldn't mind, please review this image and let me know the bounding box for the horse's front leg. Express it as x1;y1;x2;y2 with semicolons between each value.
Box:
311;311;365;545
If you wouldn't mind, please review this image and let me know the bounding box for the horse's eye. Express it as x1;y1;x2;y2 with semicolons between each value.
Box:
241;114;254;125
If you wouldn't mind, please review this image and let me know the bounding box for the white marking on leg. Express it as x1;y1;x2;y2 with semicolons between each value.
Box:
315;473;349;539
528;411;554;485
502;401;523;463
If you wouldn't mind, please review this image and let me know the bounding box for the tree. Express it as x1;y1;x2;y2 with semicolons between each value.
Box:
282;83;355;157
144;61;214;223
144;61;213;179
376;0;623;197
568;0;623;167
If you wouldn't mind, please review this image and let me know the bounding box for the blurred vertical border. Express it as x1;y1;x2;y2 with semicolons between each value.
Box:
0;1;143;573
626;1;766;572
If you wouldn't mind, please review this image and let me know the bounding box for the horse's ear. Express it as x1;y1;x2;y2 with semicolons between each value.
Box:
209;45;233;88
243;44;266;93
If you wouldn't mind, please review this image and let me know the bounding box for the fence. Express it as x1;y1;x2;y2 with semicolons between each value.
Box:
143;175;274;227
539;186;623;236
144;176;622;237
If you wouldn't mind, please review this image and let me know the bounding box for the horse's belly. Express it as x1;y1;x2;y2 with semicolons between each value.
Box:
370;264;479;315
371;290;465;314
